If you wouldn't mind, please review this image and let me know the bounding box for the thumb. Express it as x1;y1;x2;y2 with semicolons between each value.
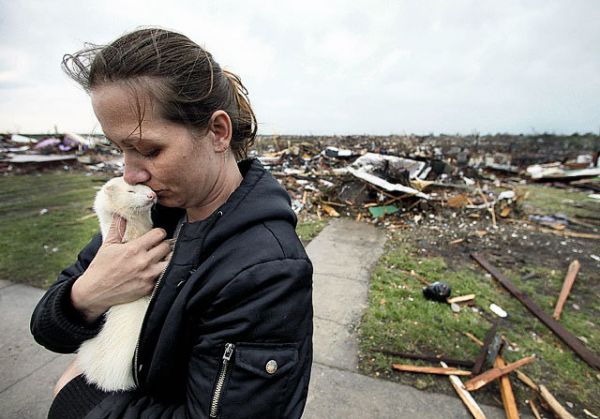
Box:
104;213;127;244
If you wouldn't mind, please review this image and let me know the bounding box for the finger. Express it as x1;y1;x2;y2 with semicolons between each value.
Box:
147;241;172;263
148;260;169;283
104;214;127;244
130;228;167;250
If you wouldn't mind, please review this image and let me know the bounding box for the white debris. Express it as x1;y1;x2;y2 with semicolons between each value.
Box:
490;303;508;318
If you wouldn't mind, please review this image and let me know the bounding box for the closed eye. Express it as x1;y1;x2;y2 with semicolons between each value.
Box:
128;190;135;194
141;149;160;158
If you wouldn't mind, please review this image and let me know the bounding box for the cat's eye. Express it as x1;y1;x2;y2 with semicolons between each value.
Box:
128;190;135;194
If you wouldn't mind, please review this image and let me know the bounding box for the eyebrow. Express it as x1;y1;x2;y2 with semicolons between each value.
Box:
105;136;140;146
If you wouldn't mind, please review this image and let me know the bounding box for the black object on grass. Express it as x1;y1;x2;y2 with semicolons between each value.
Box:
422;281;451;302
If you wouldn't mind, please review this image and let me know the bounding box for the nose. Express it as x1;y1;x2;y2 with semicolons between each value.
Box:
147;191;157;201
123;154;150;185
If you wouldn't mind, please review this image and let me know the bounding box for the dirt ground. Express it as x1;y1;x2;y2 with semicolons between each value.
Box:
357;183;600;417
401;190;600;309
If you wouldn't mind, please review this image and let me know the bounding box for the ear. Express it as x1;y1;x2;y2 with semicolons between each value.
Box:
208;110;233;153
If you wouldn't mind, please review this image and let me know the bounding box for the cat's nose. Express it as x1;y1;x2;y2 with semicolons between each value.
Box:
147;191;157;201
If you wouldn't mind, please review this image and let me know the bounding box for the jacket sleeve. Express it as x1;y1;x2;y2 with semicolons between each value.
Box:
30;233;106;354
82;257;313;419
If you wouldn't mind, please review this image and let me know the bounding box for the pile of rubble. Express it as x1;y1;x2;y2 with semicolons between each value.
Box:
2;133;599;228
250;135;599;229
0;133;123;174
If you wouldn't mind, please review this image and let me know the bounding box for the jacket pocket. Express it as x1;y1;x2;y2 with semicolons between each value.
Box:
210;342;299;419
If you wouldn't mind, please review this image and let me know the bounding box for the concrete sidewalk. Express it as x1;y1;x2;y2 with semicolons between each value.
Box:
303;218;506;418
0;280;73;418
0;219;507;418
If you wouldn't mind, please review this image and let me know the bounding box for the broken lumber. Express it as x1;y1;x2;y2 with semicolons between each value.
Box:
392;364;471;376
463;332;484;347
539;227;600;240
375;349;475;368
528;399;542;419
440;362;487;419
400;269;431;286
539;385;576;419
321;204;340;217
471;253;600;370
494;356;519;419
447;294;476;304
472;322;498;375
553;260;580;320
515;370;539;392
464;355;536;391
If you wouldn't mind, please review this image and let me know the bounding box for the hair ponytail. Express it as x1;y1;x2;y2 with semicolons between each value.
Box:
222;70;257;160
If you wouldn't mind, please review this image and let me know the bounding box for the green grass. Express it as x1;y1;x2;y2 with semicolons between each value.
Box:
358;239;600;412
521;184;598;218
0;172;106;288
0;172;327;289
296;219;327;242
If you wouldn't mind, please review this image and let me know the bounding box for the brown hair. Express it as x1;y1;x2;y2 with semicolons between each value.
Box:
62;28;257;159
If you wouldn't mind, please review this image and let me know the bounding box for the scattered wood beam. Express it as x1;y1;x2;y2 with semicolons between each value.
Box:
539;385;576;419
447;294;476;304
471;253;600;370
464;355;536;391
375;349;475;368
392;364;471;376
463;332;484;347
440;362;487;419
553;260;580;320
515;370;539;392
399;269;431;286
528;399;542;419
539;227;600;240
494;356;519;419
472;322;498;375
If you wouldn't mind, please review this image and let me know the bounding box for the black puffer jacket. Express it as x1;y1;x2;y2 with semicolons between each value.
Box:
31;159;313;419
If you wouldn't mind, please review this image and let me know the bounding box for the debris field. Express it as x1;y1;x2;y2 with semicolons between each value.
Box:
2;132;600;418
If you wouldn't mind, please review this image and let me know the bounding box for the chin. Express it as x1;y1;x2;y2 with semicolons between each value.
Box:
158;196;183;208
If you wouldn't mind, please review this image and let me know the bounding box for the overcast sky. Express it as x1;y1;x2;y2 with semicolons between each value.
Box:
1;0;598;135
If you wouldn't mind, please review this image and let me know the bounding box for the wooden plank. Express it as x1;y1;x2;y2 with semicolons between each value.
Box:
441;362;487;419
539;385;576;419
464;355;536;391
539;227;600;240
448;294;476;304
472;322;498;375
392;364;472;376
553;260;580;320
528;399;542;419
494;356;519;419
515;370;539;392
376;349;475;368
463;332;484;347
471;253;600;370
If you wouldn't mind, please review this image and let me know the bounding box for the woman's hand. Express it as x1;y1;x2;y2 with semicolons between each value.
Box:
71;214;172;322
53;359;82;396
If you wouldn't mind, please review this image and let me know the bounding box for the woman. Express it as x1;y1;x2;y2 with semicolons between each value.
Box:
30;28;313;419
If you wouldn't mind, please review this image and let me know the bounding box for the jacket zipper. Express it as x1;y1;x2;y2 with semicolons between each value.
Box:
209;343;236;418
132;220;185;387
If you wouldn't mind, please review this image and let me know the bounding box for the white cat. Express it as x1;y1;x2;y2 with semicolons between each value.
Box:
76;176;156;391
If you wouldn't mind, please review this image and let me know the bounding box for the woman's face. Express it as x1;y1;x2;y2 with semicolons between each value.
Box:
91;83;228;212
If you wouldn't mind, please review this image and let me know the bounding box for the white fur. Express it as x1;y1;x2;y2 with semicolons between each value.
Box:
76;177;156;391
